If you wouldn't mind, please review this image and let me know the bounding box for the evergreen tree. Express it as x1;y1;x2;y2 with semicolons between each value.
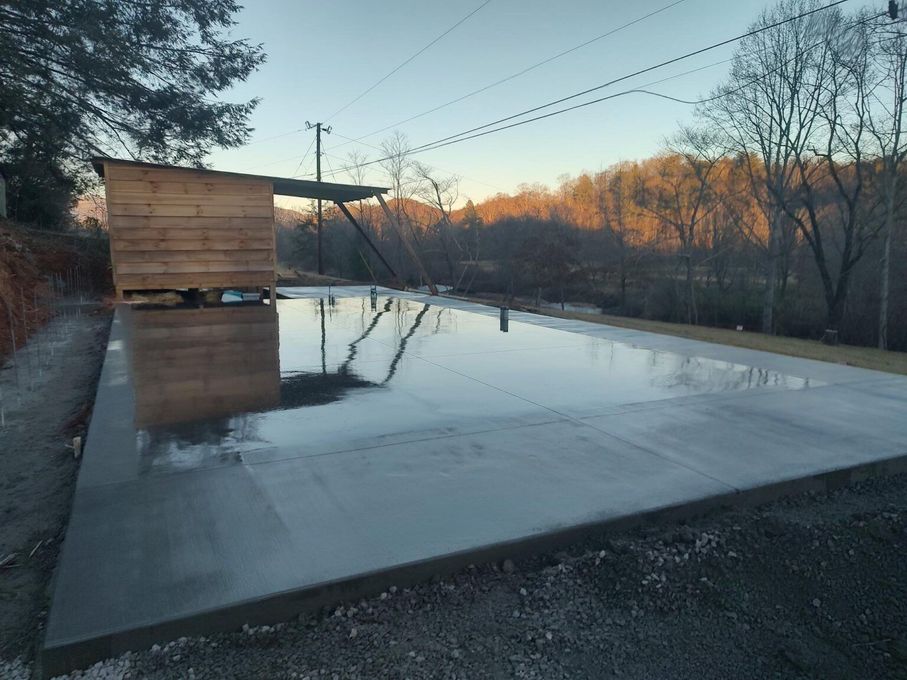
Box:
0;0;266;226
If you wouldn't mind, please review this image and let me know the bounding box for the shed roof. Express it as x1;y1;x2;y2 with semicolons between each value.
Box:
91;157;389;203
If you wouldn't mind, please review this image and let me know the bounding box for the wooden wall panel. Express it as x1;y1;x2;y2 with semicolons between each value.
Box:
115;272;271;290
104;162;276;296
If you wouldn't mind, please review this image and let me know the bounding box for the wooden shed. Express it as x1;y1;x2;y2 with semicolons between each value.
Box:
92;157;400;300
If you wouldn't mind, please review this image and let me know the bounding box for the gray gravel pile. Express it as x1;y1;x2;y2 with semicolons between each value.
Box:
46;472;907;680
0;659;29;680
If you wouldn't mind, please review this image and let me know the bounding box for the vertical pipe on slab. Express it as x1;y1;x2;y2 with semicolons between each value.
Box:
500;306;509;333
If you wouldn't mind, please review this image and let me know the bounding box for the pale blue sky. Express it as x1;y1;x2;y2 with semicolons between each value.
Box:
206;0;795;208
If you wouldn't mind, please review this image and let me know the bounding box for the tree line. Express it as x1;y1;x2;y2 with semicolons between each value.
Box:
296;1;907;351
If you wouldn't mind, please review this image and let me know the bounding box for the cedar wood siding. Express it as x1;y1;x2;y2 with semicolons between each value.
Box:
103;161;276;297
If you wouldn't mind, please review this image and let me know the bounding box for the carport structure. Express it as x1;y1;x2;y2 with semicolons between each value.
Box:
93;157;437;299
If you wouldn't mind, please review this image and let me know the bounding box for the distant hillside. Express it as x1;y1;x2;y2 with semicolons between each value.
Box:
274;206;308;229
73;195;107;227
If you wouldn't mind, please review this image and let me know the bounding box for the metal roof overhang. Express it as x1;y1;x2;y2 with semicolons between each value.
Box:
91;157;389;203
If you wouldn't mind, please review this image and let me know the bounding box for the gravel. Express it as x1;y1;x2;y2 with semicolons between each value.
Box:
41;472;907;680
0;305;110;671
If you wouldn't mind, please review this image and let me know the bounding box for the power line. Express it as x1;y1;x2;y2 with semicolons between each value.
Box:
331;0;690;149
401;0;853;156
313;59;733;178
325;0;492;122
291;135;317;176
243;128;305;147
322;141;337;178
309;0;854;178
268;0;853;181
641;10;887;106
238;134;315;172
239;0;685;150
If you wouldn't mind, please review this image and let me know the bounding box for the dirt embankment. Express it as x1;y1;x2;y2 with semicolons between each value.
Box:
0;220;111;361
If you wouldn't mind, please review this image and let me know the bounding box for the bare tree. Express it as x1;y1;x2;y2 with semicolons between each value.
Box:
636;126;724;324
702;0;829;333
341;149;384;279
866;13;907;348
777;9;885;333
459;199;483;293
595;162;647;311
344;149;379;233
379;131;417;227
413;161;461;285
378;131;419;278
344;148;370;186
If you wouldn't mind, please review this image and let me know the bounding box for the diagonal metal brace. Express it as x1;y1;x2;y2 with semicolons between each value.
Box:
334;201;401;285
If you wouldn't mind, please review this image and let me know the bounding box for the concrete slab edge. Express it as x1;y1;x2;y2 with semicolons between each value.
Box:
39;449;907;679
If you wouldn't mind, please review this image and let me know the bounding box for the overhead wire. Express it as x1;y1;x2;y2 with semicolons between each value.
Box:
303;0;855;178
241;0;682;151
325;0;492;122
402;0;854;155
321;139;337;179
331;0;690;149
241;128;305;147
309;59;731;179
292;135;317;177
238;134;315;173
648;9;888;105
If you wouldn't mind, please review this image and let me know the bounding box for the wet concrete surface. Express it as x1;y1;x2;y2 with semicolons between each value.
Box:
42;286;907;676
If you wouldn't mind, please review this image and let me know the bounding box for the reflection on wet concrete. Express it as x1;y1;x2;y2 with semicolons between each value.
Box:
130;305;281;429
382;302;429;385
278;297;431;406
130;305;279;473
133;298;438;473
127;295;814;475
280;370;376;407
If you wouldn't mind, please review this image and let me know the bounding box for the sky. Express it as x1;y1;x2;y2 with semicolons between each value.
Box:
205;0;787;209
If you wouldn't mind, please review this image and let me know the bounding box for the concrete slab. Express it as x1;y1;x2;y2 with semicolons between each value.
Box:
43;288;907;676
582;380;907;490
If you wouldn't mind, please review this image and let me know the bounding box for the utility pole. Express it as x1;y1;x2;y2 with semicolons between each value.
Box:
306;120;332;274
